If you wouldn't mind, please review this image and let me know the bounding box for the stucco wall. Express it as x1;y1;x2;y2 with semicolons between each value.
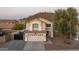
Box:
0;34;11;43
26;19;46;31
0;23;15;29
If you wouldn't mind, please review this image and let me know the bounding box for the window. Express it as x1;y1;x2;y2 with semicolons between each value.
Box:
32;23;39;30
46;24;51;27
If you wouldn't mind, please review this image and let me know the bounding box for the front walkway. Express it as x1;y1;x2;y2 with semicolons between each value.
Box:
23;41;45;51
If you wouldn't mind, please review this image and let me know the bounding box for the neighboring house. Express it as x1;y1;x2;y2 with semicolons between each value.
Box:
0;20;17;31
21;12;54;41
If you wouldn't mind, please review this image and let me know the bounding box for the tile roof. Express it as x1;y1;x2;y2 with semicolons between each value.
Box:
21;12;55;22
0;19;17;23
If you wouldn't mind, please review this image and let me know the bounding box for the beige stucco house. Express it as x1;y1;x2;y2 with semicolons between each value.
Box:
24;18;53;41
21;12;54;41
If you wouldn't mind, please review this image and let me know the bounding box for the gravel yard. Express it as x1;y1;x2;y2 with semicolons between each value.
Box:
45;37;79;50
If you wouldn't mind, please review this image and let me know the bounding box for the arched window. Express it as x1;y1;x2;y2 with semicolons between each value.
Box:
32;23;39;30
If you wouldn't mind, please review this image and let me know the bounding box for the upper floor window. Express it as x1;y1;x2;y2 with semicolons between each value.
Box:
32;23;39;30
46;24;51;27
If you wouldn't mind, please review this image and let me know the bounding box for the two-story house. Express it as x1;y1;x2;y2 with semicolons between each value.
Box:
21;12;54;41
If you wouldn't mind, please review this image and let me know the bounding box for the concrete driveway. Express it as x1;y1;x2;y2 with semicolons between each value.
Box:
0;40;45;51
1;40;26;50
23;41;45;51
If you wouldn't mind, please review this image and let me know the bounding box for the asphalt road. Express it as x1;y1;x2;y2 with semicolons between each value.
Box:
1;40;26;51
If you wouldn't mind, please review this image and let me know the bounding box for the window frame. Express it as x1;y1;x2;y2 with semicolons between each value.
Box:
32;23;39;30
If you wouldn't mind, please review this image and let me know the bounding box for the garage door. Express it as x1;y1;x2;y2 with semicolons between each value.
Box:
25;33;46;41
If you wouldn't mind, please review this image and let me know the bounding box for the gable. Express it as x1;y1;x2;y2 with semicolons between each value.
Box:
25;17;53;25
39;18;53;24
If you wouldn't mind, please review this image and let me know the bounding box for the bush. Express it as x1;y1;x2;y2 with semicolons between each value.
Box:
13;24;25;30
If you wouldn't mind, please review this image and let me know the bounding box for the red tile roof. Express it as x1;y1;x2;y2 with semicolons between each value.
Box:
21;12;55;22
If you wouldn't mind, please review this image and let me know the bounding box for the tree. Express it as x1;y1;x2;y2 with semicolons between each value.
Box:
54;7;78;43
67;7;78;38
54;9;68;35
13;24;25;30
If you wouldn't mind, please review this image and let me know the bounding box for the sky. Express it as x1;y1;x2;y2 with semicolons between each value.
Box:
0;7;78;20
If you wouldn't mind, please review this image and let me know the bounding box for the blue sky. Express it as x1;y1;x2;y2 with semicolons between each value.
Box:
0;7;78;20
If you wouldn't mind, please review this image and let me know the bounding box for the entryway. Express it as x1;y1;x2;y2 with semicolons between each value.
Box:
46;31;50;37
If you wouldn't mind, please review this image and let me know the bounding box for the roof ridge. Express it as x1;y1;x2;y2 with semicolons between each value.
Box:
21;12;54;21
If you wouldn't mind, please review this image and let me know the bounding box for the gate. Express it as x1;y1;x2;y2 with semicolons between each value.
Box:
14;32;23;40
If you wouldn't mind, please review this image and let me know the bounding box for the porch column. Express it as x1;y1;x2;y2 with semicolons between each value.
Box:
11;33;14;40
25;33;28;41
51;23;53;38
75;25;79;41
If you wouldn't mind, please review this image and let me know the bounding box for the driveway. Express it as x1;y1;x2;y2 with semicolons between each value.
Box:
0;40;45;51
1;40;26;50
23;41;45;51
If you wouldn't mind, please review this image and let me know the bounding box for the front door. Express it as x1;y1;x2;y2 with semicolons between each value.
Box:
46;31;50;38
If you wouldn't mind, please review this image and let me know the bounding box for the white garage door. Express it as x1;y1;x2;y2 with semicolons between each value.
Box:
25;33;46;41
